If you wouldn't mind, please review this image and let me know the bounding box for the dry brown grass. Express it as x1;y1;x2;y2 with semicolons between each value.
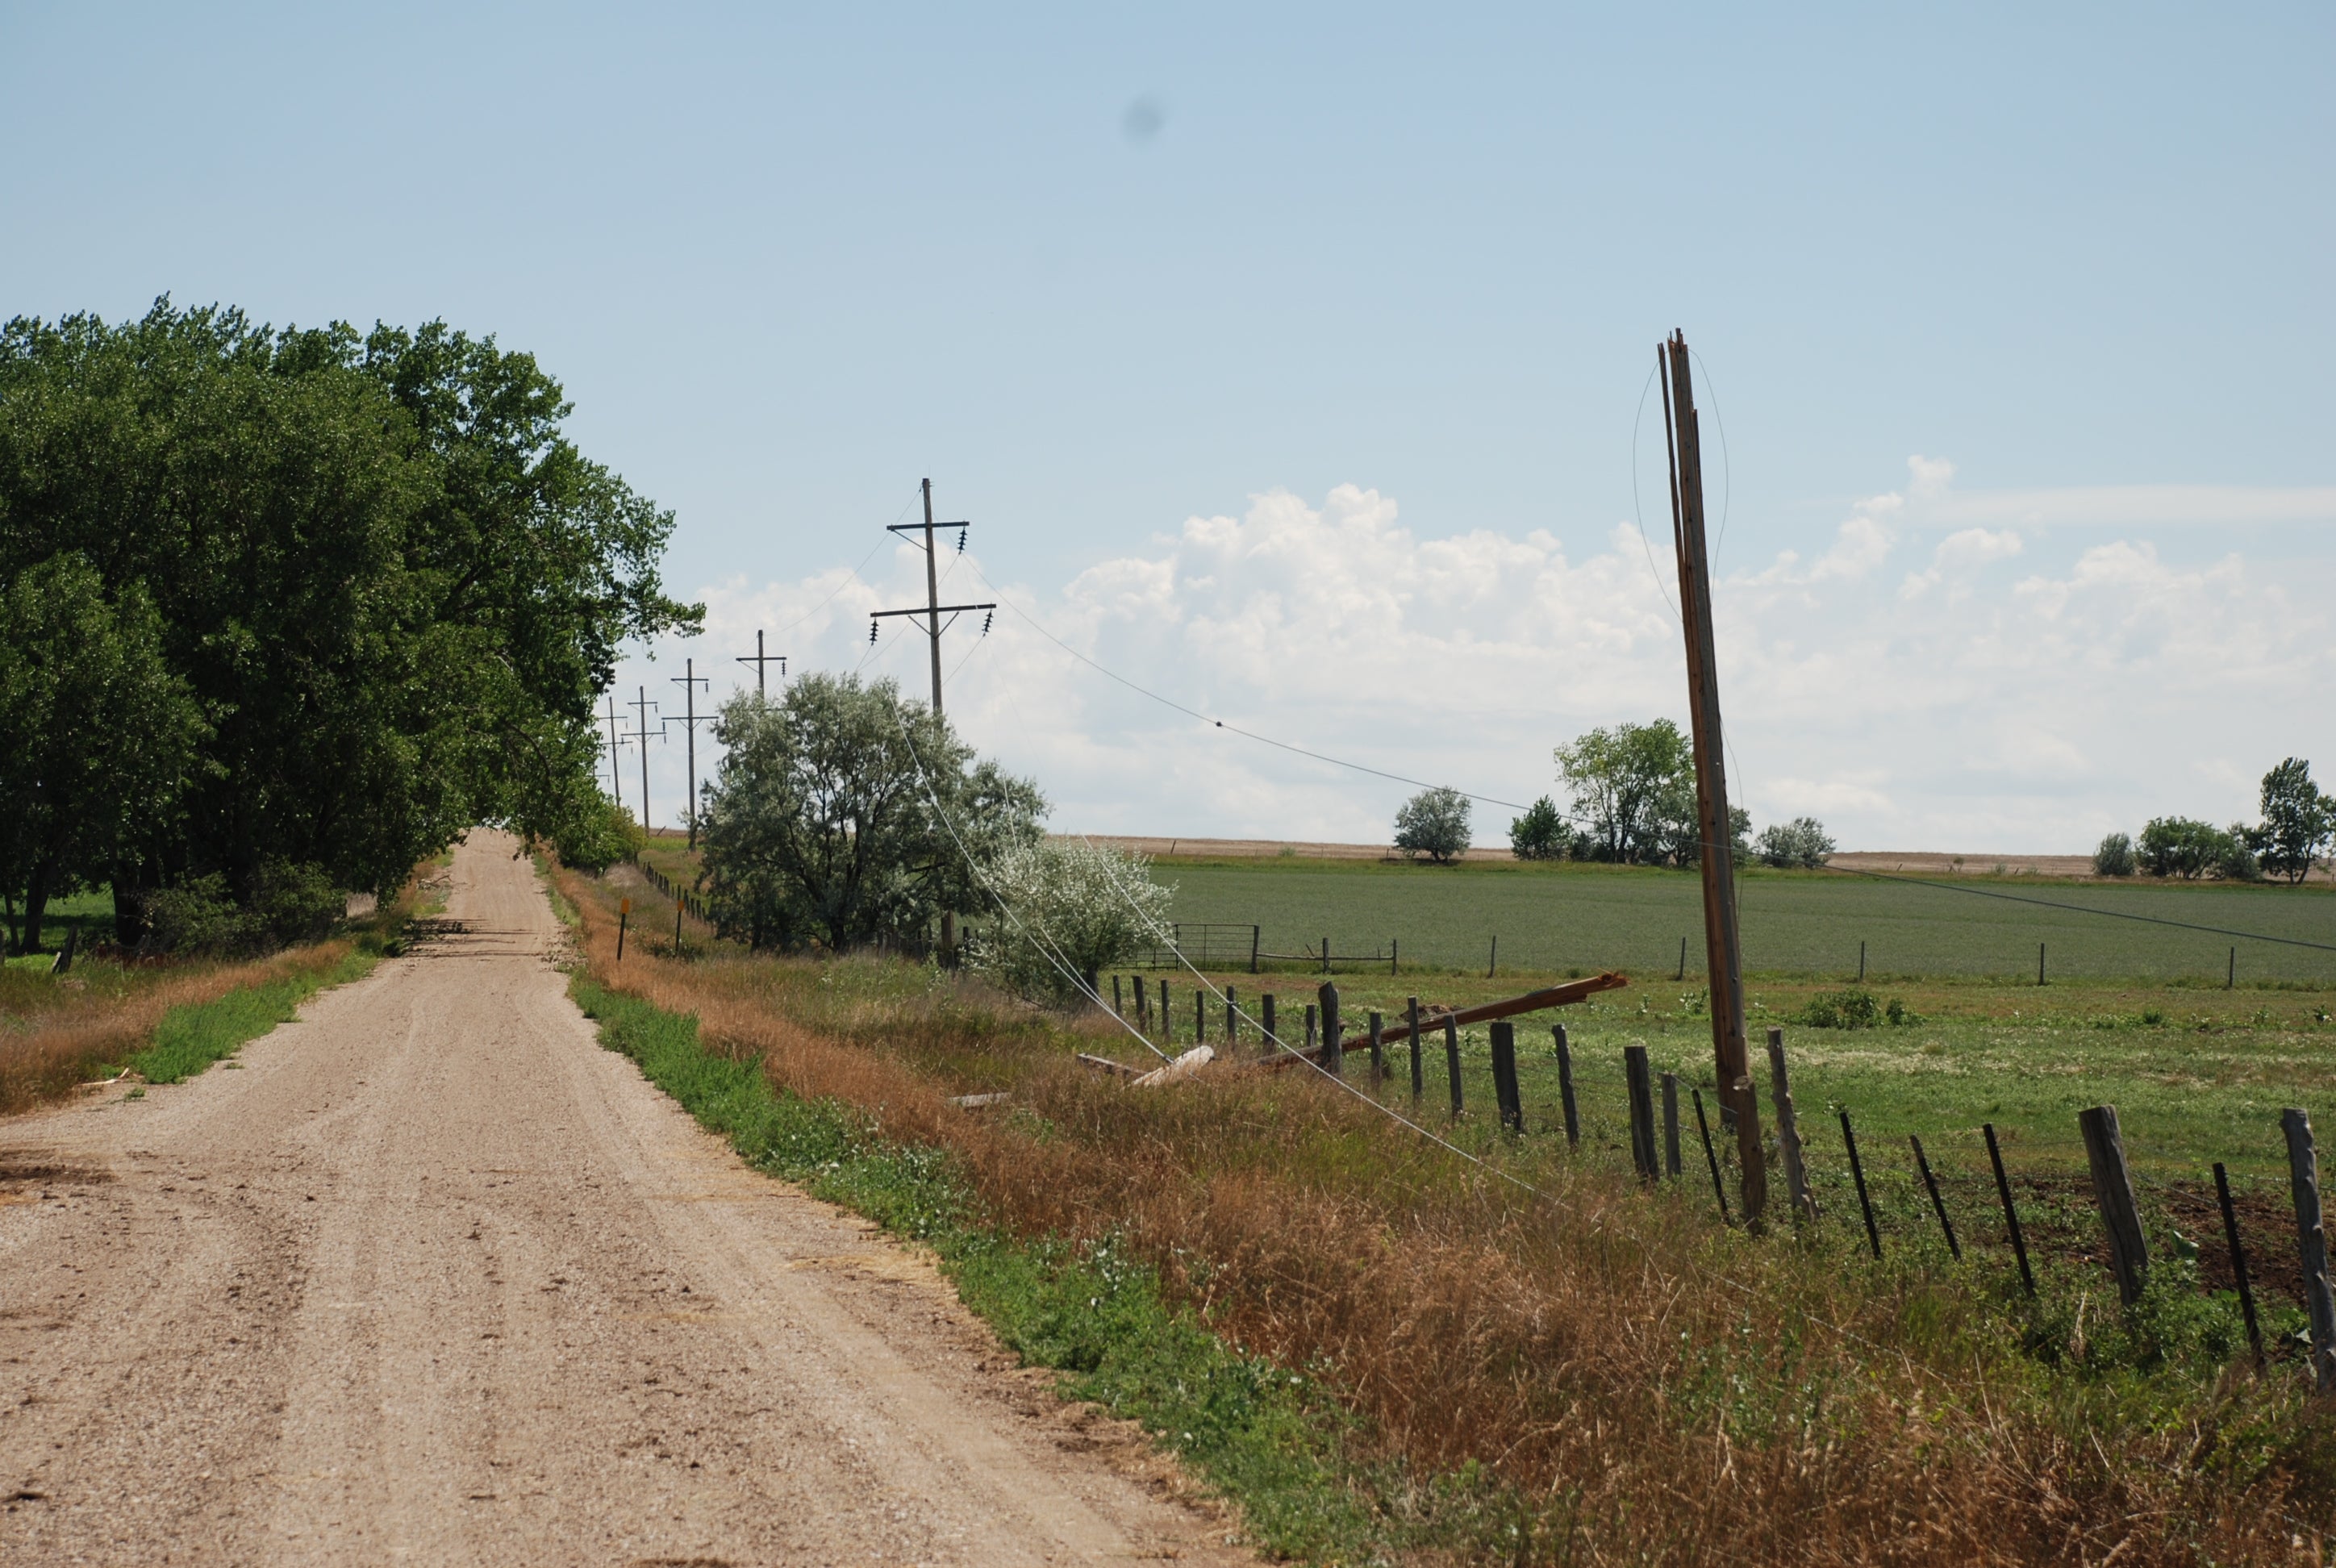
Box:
562;865;2335;1565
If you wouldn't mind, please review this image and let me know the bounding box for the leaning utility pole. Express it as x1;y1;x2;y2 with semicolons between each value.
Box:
628;685;664;836
735;631;786;701
1660;330;1767;1228
670;658;711;848
603;691;628;808
870;478;995;964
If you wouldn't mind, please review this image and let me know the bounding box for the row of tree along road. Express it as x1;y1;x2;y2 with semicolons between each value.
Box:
2090;759;2335;884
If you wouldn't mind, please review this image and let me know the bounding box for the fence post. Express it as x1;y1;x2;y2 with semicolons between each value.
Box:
1368;1011;1387;1083
1842;1109;1881;1259
1408;996;1424;1100
1491;1022;1522;1132
1444;1016;1463;1117
1676;936;1686;982
1305;1003;1316;1056
2038;942;2046;986
1225;986;1237;1047
1390;937;1398;976
1858;940;1865;983
1319;982;1341;1077
1766;1028;1816;1220
1262;993;1276;1052
1985;1124;2035;1295
2213;1161;2264;1370
1113;975;1124;1017
2079;1104;2149;1305
2229;947;2237;990
1625;1046;1658;1182
1661;1072;1682;1178
1321;935;1330;976
1137;975;1149;1030
1487;935;1497;979
2282;1107;2336;1392
1554;1024;1579;1148
1195;987;1205;1045
1911;1134;1960;1259
618;897;630;961
1693;1087;1732;1224
1159;979;1170;1040
1250;924;1260;974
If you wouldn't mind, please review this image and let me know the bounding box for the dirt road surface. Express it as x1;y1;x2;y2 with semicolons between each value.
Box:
1;832;1251;1566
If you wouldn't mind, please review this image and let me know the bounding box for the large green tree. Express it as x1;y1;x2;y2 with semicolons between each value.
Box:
1557;719;1691;865
2250;758;2334;885
0;300;699;940
699;674;1045;953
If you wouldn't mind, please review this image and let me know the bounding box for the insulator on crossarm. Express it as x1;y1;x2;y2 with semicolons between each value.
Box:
868;619;878;644
982;611;993;636
957;528;968;553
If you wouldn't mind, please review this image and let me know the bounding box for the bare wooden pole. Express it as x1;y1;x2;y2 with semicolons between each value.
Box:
2079;1104;2150;1305
1766;1028;1816;1220
2283;1108;2336;1392
1660;332;1766;1228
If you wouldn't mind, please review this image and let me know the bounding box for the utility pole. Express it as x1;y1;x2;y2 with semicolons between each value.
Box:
670;658;711;849
870;478;995;965
603;691;628;809
628;685;664;836
736;631;786;701
1660;331;1767;1228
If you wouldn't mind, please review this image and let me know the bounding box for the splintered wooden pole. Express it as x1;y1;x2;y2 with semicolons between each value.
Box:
1491;1022;1522;1132
1766;1028;1816;1220
2079;1104;2149;1305
2283;1108;2336;1392
1554;1024;1579;1147
1661;1072;1683;1178
1660;332;1766;1228
1319;982;1342;1078
1625;1046;1658;1182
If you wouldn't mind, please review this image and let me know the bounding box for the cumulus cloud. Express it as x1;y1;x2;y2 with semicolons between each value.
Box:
619;473;2335;853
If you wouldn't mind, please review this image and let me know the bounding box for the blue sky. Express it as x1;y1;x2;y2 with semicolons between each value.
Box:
6;3;2331;849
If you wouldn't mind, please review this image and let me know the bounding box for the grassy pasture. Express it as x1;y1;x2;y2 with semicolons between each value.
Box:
1153;853;2336;984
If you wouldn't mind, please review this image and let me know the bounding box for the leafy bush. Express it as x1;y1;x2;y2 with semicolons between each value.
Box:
140;860;343;955
966;840;1174;1007
2138;816;2232;880
1508;796;1571;861
2216;824;2260;882
2092;832;2136;878
554;795;645;873
1754;816;1835;869
1793;988;1920;1029
1394;787;1471;865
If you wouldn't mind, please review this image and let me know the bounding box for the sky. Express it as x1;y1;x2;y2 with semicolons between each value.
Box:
5;2;2331;851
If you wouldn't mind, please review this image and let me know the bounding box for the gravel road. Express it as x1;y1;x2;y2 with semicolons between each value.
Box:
0;831;1250;1566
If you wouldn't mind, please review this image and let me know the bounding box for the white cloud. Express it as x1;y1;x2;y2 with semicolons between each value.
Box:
616;475;2336;854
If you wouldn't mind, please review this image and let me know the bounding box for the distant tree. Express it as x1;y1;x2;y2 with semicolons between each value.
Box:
1508;796;1572;861
2217;824;2261;882
968;840;1174;1005
553;797;645;875
1557;720;1692;865
2092;832;2136;878
698;673;1045;951
0;555;205;953
1394;787;1472;865
1755;817;1836;869
2250;758;2334;885
2138;816;2235;881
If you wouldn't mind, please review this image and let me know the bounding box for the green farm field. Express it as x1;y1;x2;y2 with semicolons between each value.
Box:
1153;853;2336;986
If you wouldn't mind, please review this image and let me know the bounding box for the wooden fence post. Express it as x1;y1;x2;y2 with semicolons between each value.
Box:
1390;938;1398;976
1554;1024;1579;1148
2282;1108;2336;1392
1112;975;1124;1017
1984;1124;2034;1295
1195;987;1206;1045
1262;992;1276;1052
1319;982;1341;1077
1304;1004;1316;1055
1250;924;1260;974
1321;935;1330;976
1487;935;1497;979
1692;1087;1732;1224
1491;1022;1522;1132
1444;1016;1463;1117
1137;976;1150;1031
1625;1046;1658;1182
1661;1072;1683;1178
1368;1011;1387;1083
1225;986;1237;1047
2079;1105;2149;1305
1766;1028;1816;1220
2213;1161;2264;1370
1158;978;1170;1038
1911;1135;1960;1259
1841;1109;1882;1259
1408;996;1424;1100
618;898;630;961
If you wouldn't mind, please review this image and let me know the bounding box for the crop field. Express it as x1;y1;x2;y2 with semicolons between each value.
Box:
1153;853;2336;985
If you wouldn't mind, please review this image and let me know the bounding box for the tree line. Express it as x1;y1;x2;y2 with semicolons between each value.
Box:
0;300;698;953
2092;758;2334;884
1391;719;1834;870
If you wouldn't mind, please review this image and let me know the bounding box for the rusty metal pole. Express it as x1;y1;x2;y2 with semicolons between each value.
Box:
1660;332;1767;1228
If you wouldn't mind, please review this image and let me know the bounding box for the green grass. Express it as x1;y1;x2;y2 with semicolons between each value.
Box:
1155;855;2336;985
126;947;379;1084
568;974;1402;1562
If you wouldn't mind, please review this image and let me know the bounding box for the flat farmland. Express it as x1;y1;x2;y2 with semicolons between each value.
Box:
1156;855;2336;985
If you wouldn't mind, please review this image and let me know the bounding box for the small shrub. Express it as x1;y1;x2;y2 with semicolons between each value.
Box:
1507;796;1571;861
139;861;344;955
1796;988;1882;1028
966;840;1174;1007
1754;816;1835;869
2092;832;2136;878
1883;996;1923;1026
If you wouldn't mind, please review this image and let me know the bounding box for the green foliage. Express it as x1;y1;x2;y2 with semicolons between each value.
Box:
2138;816;2243;880
2093;831;2137;878
0;300;699;931
698;674;1045;951
570;977;1377;1560
1557;719;1690;865
553;795;645;874
128;946;375;1083
138;861;344;955
1755;815;1836;869
1796;987;1883;1028
0;554;204;952
1393;786;1472;864
2251;757;2334;885
966;840;1174;1005
1507;794;1572;861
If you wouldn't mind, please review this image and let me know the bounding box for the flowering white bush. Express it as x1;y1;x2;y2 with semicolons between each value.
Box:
966;840;1174;1006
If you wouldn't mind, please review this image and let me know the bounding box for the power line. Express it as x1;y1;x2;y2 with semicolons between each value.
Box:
1816;862;2336;953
